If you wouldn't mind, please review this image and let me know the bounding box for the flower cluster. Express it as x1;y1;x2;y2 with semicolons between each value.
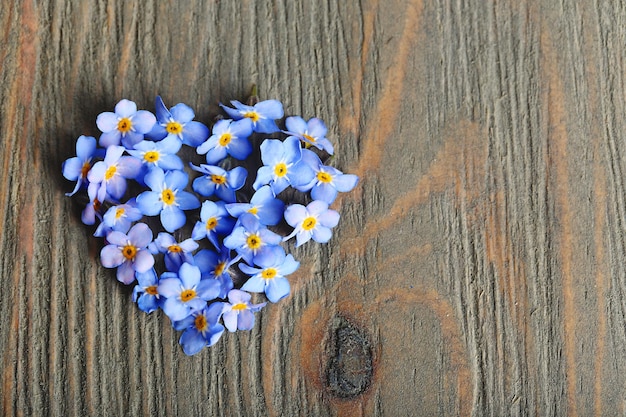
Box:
62;95;358;355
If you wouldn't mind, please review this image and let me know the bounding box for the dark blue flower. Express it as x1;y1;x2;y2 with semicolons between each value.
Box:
146;96;210;147
196;118;253;164
148;232;198;272
191;200;235;248
193;247;235;299
136;168;201;232
132;268;162;313
190;164;247;203
96;99;156;149
173;302;225;355
220;99;284;133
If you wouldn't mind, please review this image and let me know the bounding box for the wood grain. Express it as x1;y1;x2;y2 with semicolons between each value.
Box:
1;0;625;415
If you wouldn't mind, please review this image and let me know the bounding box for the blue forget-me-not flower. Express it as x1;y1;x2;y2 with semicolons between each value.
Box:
147;96;210;147
96;99;156;149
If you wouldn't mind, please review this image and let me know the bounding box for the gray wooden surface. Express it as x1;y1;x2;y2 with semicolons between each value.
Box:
2;0;625;415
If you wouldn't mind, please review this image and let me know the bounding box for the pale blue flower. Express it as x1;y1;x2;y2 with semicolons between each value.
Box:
96;99;156;148
62;135;102;196
221;289;266;332
284;200;340;247
239;248;299;303
225;185;285;226
158;263;221;321
223;214;283;265
102;201;143;233
253;137;315;195
284;116;334;154
136;168;200;232
100;223;155;284
87;145;142;203
126;135;183;171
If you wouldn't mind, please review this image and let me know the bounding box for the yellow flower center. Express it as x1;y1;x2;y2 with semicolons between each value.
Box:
105;165;117;180
274;162;287;177
316;172;332;183
243;111;260;122
303;133;316;143
247;207;259;215
194;314;208;331
205;217;218;230
161;189;175;205
122;244;137;260
117;117;132;133
262;268;277;280
166;121;183;135
81;162;91;178
115;207;125;219
180;289;197;302
211;174;226;185
144;151;160;162
231;303;248;311
168;245;182;253
214;261;226;276
246;234;262;249
302;216;317;231
145;285;158;296
219;133;233;147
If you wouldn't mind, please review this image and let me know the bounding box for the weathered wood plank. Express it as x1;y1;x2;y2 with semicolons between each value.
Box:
2;0;626;415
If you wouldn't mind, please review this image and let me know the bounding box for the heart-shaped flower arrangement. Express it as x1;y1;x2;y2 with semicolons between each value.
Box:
62;94;358;355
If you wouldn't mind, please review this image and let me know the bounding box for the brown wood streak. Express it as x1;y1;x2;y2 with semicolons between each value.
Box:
2;0;38;415
340;120;486;255
577;5;608;415
337;119;486;415
259;0;449;414
115;1;138;96
540;18;579;417
344;0;423;180
592;129;607;417
481;189;532;371
373;288;472;417
338;0;377;141
68;2;93;103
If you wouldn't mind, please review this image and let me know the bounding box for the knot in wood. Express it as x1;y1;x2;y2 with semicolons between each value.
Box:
325;317;373;398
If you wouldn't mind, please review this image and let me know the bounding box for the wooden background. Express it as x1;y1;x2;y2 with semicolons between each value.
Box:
1;0;625;415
